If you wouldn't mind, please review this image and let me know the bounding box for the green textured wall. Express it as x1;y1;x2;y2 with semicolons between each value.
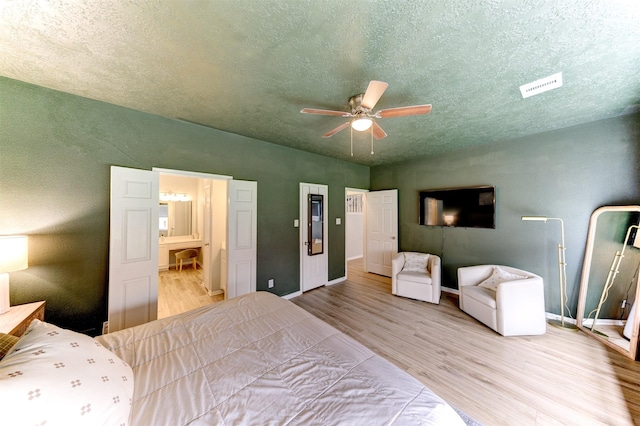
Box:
371;113;640;317
0;77;369;334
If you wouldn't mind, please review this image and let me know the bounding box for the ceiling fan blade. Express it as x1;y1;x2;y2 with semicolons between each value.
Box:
301;108;350;117
322;122;351;138
361;80;389;110
371;121;387;140
377;104;432;118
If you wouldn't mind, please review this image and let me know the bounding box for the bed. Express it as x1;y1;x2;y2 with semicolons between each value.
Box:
1;291;467;425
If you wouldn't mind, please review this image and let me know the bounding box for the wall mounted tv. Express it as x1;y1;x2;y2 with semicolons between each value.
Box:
419;186;496;229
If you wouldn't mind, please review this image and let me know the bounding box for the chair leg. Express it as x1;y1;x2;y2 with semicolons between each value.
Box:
178;259;183;272
192;258;197;270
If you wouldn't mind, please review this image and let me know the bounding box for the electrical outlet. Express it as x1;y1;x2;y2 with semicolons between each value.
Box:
622;299;627;309
102;321;109;335
268;279;274;288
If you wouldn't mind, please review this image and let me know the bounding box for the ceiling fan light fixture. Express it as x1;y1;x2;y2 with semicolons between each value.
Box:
351;117;372;131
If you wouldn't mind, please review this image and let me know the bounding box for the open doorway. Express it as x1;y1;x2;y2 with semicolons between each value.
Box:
344;188;398;281
157;172;228;319
345;188;367;279
108;166;257;332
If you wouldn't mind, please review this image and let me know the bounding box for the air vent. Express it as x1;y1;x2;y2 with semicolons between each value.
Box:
519;72;563;98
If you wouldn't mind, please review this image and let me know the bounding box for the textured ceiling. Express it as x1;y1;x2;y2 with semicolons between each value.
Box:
0;1;639;166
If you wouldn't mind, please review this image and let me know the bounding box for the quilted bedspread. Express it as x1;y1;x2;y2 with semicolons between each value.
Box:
96;291;464;425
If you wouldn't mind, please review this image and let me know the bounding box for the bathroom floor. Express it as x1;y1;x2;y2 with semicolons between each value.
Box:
158;267;224;319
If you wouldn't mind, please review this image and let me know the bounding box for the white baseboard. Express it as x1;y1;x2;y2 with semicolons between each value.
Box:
327;276;346;286
580;318;624;327
282;276;346;300
282;291;302;300
441;286;459;295
347;255;363;261
544;312;578;325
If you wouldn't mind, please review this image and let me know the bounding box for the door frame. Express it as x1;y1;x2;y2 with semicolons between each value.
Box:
344;188;368;277
154;167;231;293
109;166;257;332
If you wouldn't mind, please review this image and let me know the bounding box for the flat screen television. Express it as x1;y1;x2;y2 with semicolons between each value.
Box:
419;186;495;229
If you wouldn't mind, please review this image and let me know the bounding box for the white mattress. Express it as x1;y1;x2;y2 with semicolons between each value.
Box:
96;291;465;425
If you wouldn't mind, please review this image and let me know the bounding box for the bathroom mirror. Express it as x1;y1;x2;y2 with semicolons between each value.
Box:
159;200;192;237
577;206;640;360
308;194;323;256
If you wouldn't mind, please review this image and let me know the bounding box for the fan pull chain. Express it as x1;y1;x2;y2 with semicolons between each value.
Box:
350;126;354;156
370;126;374;155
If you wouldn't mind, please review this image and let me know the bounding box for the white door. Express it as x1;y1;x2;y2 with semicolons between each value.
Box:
300;183;328;292
226;180;257;299
202;183;212;292
108;166;159;332
366;189;398;276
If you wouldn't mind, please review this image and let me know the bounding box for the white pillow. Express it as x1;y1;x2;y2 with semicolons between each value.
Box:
477;266;528;291
403;252;429;272
0;320;133;426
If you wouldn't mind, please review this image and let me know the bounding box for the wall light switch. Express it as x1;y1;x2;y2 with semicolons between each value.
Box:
294;219;299;228
336;218;342;225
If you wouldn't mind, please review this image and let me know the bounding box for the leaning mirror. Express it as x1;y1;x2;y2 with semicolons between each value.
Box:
577;206;640;360
308;194;323;256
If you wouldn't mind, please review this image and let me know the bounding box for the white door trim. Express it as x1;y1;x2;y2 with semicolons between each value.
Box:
152;167;232;181
155;168;231;298
344;187;368;279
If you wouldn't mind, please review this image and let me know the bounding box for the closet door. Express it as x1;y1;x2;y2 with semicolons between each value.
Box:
366;189;398;277
108;166;159;332
226;180;257;299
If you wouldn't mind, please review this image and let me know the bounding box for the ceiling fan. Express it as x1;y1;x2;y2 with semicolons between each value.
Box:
300;81;432;145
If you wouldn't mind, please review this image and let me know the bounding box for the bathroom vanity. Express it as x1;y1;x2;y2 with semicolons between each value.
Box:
159;236;202;271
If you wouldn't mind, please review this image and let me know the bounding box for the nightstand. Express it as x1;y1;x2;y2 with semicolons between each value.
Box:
0;301;46;337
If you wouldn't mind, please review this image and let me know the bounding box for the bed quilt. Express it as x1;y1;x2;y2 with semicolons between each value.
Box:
96;291;464;425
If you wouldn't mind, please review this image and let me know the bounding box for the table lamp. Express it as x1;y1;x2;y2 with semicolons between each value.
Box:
0;235;29;314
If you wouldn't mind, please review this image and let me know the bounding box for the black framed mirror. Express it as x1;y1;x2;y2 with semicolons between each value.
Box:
308;194;323;256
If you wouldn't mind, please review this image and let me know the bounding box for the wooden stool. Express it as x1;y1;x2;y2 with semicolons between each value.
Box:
174;249;198;271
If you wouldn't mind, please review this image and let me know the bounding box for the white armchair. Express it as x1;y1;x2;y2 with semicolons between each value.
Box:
458;265;546;336
392;252;441;304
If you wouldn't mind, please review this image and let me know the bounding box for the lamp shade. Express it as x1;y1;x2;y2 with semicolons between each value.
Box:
351;118;373;131
521;216;548;222
0;235;29;273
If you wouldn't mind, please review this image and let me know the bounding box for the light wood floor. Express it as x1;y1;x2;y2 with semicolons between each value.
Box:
292;259;640;426
157;267;224;319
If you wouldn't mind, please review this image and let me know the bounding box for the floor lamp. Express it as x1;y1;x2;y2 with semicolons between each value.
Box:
590;224;640;332
521;216;578;331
